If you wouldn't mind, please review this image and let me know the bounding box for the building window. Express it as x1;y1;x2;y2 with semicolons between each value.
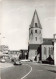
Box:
35;30;37;33
49;47;53;56
51;47;53;55
49;47;50;56
35;37;37;41
35;23;37;27
44;47;46;55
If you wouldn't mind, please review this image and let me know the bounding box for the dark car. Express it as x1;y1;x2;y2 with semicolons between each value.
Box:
42;56;54;65
14;61;22;65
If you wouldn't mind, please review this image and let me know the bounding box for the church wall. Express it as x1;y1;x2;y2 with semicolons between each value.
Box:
29;49;37;61
41;45;54;61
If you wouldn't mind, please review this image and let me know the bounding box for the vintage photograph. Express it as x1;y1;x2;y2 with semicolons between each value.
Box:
0;0;56;79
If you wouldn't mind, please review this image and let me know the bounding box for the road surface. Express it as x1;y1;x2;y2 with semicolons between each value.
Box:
1;62;56;79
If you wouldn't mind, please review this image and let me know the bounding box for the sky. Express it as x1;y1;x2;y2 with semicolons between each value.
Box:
0;0;56;50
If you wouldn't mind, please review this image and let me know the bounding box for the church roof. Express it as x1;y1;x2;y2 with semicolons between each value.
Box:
30;10;42;29
43;38;54;45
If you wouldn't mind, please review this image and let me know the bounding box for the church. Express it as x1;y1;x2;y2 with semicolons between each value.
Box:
28;10;54;64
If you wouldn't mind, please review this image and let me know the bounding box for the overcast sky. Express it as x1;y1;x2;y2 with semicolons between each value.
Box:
0;0;56;50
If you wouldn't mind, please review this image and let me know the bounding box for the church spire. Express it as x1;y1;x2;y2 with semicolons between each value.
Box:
30;9;42;29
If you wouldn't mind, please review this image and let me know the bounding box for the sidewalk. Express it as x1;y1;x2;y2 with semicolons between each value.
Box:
0;62;14;69
27;62;56;71
33;62;56;71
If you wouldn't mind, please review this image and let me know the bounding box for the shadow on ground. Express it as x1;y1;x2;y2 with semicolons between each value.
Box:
48;70;56;73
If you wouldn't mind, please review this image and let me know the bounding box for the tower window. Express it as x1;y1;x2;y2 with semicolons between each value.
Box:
35;37;37;41
31;30;33;34
35;30;37;33
35;23;37;27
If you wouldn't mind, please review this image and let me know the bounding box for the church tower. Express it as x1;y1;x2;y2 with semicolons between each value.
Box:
28;10;43;61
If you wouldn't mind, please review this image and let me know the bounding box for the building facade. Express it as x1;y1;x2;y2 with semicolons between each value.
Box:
28;10;54;63
0;45;9;54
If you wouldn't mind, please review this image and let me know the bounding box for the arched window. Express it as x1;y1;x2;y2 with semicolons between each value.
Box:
35;23;37;27
44;47;46;55
49;47;50;56
51;47;53;55
30;30;33;35
35;30;37;33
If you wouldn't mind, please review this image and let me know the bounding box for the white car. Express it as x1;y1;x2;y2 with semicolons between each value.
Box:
0;59;5;63
20;59;30;62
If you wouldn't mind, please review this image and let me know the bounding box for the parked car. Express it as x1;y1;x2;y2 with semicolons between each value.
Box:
13;61;22;65
0;59;5;63
20;59;30;62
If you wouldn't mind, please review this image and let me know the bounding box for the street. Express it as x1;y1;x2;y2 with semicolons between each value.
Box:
1;64;30;79
1;62;56;79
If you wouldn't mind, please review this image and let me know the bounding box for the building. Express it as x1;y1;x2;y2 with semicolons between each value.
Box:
0;45;9;61
28;10;54;63
0;45;9;54
20;50;28;59
8;50;28;61
8;50;21;60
